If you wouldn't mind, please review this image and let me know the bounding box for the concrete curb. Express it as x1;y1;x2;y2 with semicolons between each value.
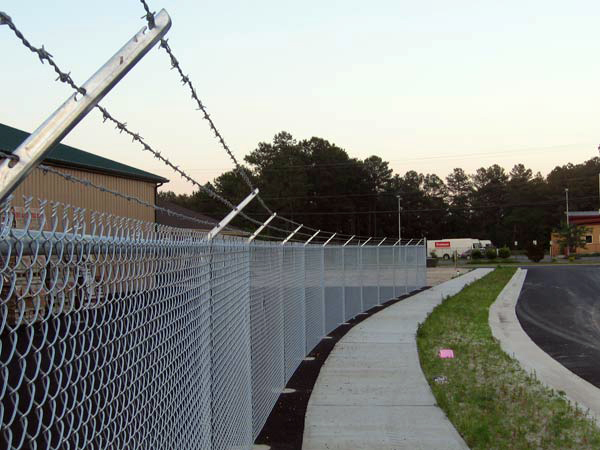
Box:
302;268;493;449
489;268;600;425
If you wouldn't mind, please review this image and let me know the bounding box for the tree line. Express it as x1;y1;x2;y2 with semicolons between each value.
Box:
159;131;600;248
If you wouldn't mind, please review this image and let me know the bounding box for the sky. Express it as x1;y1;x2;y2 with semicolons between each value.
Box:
3;1;600;194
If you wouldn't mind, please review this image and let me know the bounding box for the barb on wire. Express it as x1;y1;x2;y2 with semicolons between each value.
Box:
138;0;156;29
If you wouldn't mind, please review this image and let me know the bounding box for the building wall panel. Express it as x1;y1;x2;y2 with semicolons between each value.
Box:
10;165;156;223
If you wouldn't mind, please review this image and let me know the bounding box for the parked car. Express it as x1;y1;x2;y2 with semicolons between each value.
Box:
460;249;473;259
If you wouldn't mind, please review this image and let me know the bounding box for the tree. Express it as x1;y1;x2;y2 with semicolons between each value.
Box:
503;164;550;249
445;168;473;237
554;223;591;254
470;165;509;244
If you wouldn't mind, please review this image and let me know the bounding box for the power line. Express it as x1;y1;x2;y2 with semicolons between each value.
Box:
184;142;595;174
245;194;600;216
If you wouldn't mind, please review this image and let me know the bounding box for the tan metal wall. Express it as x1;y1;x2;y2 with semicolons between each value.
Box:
10;165;156;223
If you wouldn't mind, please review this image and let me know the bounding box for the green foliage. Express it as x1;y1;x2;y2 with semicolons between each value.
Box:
526;243;545;262
485;247;497;260
498;247;511;259
471;249;483;259
554;223;591;254
158;131;600;243
430;251;438;259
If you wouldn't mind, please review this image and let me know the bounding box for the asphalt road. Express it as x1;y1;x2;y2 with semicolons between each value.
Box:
516;266;600;387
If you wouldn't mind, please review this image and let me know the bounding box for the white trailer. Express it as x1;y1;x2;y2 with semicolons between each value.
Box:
427;238;486;259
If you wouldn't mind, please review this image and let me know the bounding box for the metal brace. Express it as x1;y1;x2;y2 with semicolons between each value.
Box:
322;233;336;247
281;224;302;245
343;235;355;246
304;230;320;246
0;10;172;202
377;237;387;246
247;212;276;243
207;188;259;240
360;237;373;247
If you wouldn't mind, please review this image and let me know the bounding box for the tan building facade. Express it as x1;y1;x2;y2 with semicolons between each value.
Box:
550;212;600;255
1;122;168;224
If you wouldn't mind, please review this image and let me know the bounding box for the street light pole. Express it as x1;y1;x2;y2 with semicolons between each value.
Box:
397;195;401;244
565;187;570;257
565;188;569;226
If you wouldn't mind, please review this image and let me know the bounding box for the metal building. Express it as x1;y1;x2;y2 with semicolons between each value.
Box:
0;122;168;222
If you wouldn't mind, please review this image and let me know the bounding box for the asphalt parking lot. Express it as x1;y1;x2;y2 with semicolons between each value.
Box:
516;266;600;387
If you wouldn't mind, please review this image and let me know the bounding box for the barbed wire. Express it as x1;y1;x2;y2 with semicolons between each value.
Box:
0;9;311;240
0;11;242;209
137;0;273;216
1;9;392;242
0;148;233;231
0;12;86;97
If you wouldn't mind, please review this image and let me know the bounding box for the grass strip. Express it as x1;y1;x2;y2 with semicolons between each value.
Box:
417;267;600;449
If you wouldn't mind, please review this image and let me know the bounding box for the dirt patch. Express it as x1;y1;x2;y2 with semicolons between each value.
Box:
427;267;471;286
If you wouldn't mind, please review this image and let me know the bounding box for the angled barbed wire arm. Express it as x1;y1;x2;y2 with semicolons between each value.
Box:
304;230;320;246
343;235;355;246
377;237;387;246
405;239;414;247
0;10;172;202
206;188;259;241
322;233;336;247
360;237;372;247
247;212;276;243
281;224;303;245
393;238;400;246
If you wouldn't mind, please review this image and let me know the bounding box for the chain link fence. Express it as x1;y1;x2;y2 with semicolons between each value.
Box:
0;198;426;449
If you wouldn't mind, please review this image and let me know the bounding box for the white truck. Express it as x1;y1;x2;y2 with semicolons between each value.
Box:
427;238;491;260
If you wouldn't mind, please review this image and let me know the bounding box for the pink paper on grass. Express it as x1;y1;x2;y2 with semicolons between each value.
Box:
439;349;455;359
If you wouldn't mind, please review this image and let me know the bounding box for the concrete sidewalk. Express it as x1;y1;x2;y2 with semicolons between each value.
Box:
303;268;493;450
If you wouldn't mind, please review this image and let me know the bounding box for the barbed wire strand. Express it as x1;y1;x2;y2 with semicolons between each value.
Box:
136;3;373;240
138;0;274;216
0;149;238;232
0;10;323;241
1;10;381;242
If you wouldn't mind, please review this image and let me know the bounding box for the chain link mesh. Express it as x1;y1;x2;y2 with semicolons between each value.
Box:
0;198;426;449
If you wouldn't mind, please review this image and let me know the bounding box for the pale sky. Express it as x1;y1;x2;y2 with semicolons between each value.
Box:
3;1;600;194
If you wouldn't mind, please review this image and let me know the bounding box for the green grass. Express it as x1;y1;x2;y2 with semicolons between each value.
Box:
417;268;600;449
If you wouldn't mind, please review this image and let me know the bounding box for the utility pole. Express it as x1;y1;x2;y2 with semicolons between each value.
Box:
397;195;401;244
565;187;570;257
565;188;569;226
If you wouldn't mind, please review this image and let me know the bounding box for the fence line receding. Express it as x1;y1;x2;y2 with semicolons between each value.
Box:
0;197;426;449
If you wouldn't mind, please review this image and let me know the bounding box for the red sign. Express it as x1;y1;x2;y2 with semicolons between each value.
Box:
435;241;451;248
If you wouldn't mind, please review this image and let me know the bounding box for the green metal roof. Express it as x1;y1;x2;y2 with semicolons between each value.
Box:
0;122;169;184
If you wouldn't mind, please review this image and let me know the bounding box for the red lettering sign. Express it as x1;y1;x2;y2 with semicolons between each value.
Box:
435;241;451;248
